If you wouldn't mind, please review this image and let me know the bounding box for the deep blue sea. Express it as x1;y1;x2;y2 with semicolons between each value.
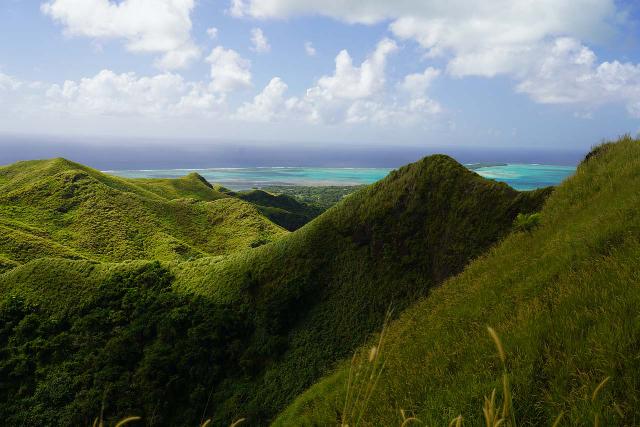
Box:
108;163;576;191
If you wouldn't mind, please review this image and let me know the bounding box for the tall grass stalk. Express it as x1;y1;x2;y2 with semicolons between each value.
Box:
341;311;392;426
483;326;516;427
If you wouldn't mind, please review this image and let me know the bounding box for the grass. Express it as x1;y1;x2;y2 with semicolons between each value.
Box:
0;151;550;425
286;324;616;427
273;136;640;426
0;158;287;264
2;135;633;425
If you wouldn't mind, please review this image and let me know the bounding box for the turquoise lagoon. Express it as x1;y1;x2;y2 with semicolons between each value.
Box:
108;164;576;191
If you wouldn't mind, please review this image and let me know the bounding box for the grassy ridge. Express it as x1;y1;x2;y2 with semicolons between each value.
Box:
90;156;549;423
0;158;286;264
0;154;550;425
274;136;640;426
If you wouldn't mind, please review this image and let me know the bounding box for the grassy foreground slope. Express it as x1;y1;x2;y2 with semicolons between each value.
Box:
0;158;286;264
275;136;640;426
0;154;549;425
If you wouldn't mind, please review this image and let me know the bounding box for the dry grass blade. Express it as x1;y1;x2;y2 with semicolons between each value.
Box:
400;416;421;426
613;403;624;418
200;420;212;427
483;389;500;427
342;352;358;425
114;416;142;427
486;327;506;365
449;415;463;427
551;412;563;427
400;409;422;426
230;418;246;427
340;310;392;427
591;377;610;402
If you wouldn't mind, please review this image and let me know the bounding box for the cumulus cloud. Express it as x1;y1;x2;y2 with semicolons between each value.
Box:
45;70;222;116
232;39;442;126
312;38;397;101
250;28;271;53
515;38;640;115
297;38;441;126
41;0;200;69
227;0;617;79
295;38;398;124
227;0;634;111
236;77;294;121
399;67;440;95
206;46;252;92
304;41;316;56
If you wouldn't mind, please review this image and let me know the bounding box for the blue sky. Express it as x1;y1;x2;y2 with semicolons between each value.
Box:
1;0;640;152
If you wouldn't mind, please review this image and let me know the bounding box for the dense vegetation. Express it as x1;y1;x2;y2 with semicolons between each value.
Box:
0;153;550;425
237;189;323;231
275;136;640;426
0;262;250;426
261;185;364;211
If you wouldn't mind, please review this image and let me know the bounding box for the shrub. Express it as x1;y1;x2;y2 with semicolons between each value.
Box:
513;212;541;232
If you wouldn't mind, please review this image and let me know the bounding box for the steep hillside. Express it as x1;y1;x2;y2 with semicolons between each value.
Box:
0;154;550;425
0;158;286;264
275;136;640;426
237;189;323;230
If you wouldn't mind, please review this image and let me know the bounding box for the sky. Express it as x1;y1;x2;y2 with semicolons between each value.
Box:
1;0;640;157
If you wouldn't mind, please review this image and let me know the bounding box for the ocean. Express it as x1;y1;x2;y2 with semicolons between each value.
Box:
108;163;577;191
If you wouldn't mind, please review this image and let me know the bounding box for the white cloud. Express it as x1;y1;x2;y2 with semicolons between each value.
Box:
228;0;616;41
206;46;252;92
295;38;398;124
41;0;200;70
313;38;397;101
228;2;620;82
250;28;271;53
399;67;440;95
299;39;441;125
226;0;640;116
206;27;219;39
304;41;316;56
514;38;640;114
155;44;201;70
45;70;222;117
236;77;292;121
232;38;442;126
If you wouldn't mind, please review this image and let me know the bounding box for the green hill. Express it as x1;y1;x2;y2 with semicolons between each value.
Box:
274;136;640;426
237;189;323;231
0;154;550;425
0;158;286;265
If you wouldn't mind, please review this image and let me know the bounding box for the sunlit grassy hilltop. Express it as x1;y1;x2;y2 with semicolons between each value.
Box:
0;157;289;265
